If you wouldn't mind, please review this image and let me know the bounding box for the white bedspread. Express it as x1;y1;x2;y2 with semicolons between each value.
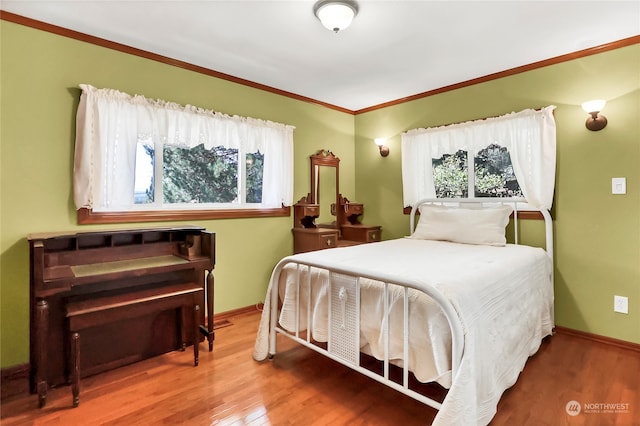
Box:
253;238;554;426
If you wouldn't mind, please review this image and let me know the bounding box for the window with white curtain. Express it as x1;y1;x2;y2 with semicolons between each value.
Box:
74;84;294;216
401;106;556;210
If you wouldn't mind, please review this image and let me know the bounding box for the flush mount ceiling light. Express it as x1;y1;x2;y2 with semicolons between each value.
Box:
313;0;358;33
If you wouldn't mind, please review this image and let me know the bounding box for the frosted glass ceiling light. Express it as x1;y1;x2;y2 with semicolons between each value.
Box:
314;1;358;33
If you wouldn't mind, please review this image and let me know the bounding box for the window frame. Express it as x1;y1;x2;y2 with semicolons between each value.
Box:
133;141;265;209
78;205;289;224
430;145;523;200
403;143;543;218
79;141;288;224
74;85;294;224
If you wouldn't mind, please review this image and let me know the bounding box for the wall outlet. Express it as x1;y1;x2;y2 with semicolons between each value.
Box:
614;295;628;314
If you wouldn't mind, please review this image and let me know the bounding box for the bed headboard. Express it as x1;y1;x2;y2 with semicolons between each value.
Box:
409;198;554;261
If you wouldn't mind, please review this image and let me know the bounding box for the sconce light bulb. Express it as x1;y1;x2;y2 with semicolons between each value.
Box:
581;99;606;114
374;137;389;156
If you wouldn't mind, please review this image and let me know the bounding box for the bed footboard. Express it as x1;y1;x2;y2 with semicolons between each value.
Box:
267;257;464;411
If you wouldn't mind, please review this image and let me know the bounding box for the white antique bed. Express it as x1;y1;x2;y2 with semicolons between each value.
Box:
253;198;554;425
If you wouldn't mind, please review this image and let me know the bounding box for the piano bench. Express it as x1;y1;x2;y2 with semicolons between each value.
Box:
65;283;203;407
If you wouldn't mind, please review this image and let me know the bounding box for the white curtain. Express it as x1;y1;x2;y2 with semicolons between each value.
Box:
401;106;556;209
74;84;294;211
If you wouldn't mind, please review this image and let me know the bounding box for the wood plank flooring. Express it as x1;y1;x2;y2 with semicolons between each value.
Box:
1;310;638;425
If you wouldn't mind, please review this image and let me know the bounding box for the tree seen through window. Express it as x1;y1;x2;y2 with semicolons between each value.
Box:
134;143;264;205
432;144;522;199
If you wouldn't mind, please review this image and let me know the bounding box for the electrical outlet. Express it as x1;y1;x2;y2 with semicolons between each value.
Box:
614;295;628;314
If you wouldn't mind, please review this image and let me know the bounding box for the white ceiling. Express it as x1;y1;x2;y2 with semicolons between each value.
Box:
2;1;639;111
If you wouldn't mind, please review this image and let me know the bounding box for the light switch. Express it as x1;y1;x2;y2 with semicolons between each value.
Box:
612;177;626;195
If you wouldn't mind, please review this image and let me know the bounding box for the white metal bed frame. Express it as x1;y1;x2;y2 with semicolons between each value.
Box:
267;198;554;414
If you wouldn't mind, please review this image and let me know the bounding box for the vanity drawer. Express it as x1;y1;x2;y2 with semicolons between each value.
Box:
366;228;381;242
301;205;320;217
344;203;364;216
319;233;337;248
292;228;340;254
341;225;382;243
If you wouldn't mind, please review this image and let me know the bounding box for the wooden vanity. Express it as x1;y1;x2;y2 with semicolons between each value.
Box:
292;150;381;253
333;195;381;244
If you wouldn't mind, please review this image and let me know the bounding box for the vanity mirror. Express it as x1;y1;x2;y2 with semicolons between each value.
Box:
292;150;381;254
310;150;340;226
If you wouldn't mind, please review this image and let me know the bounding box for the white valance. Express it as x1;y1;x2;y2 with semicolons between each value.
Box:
74;84;294;210
401;106;556;209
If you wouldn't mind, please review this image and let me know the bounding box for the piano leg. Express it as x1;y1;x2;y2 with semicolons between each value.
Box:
35;299;48;408
70;332;80;407
194;304;200;366
206;270;215;351
178;306;186;351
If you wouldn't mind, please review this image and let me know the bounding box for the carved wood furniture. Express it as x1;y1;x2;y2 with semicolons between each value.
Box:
292;227;340;253
292;194;340;253
291;150;381;253
292;197;320;229
332;194;382;244
29;226;215;408
309;150;340;227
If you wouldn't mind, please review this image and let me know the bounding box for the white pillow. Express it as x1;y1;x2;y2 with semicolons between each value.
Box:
410;204;512;246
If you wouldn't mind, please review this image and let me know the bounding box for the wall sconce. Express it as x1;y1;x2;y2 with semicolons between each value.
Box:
374;138;389;157
581;99;607;131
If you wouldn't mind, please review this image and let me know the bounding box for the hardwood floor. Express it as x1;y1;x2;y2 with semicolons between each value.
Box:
1;310;638;425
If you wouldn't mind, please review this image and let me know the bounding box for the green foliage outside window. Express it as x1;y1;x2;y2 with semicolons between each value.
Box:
432;150;468;198
432;144;522;198
136;143;264;205
163;144;238;203
474;144;522;197
246;152;264;203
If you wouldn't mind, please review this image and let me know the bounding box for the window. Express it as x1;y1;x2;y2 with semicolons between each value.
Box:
74;84;294;222
431;145;523;199
134;143;264;206
474;144;521;198
402;106;556;210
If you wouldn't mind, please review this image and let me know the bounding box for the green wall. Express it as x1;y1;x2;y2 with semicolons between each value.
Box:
354;44;640;344
1;20;638;369
0;21;355;368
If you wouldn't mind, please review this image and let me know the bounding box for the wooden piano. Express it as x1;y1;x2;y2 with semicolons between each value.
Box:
28;226;215;407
